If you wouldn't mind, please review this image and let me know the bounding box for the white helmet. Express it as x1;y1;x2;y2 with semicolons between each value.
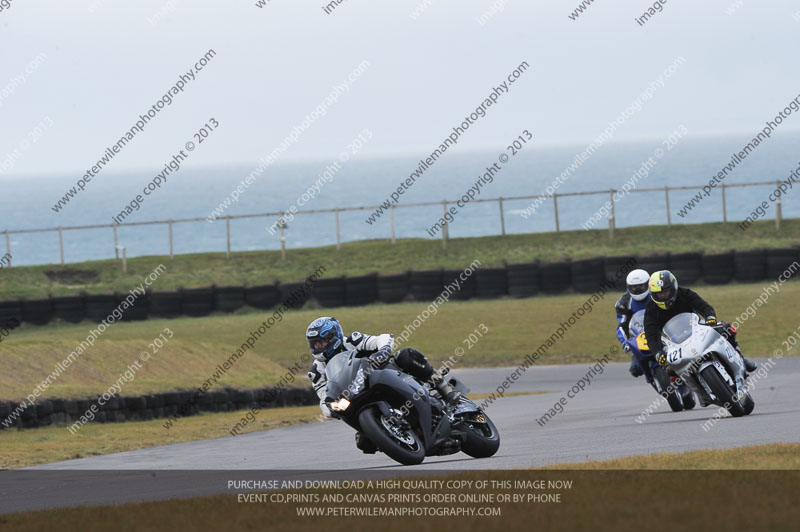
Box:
626;269;650;301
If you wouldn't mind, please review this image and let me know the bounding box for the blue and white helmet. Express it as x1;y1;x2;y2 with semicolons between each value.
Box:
306;316;344;362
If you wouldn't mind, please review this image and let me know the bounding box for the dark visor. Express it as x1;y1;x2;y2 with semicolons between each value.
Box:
653;287;673;302
629;283;648;295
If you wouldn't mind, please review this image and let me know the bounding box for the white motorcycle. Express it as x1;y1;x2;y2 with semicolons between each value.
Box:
662;313;755;418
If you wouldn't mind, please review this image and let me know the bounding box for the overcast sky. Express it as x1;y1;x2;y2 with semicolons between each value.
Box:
2;0;800;177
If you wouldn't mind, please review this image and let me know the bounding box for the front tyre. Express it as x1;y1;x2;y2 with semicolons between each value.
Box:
358;406;425;465
700;366;746;417
460;412;500;458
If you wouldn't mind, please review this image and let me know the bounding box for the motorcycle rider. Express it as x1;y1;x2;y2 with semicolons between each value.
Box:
644;270;758;373
614;269;651;378
305;316;460;453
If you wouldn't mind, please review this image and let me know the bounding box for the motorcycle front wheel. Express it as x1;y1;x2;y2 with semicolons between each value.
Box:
358;406;425;465
460;411;500;458
700;366;746;417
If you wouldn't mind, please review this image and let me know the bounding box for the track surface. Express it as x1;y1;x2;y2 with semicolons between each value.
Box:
3;357;798;513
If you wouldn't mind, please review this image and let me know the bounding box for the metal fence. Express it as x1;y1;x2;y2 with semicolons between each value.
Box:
2;179;793;267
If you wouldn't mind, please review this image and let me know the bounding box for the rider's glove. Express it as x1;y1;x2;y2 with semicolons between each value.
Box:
705;316;717;327
622;342;631;352
656;350;668;367
369;351;392;370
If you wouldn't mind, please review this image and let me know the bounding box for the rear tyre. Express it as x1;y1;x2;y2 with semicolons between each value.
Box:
653;366;683;412
460;412;500;458
680;387;696;410
700;366;746;417
358;406;425;465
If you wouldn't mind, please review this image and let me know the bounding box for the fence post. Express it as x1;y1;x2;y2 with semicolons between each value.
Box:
664;186;671;226
4;230;11;267
609;189;616;242
58;226;64;265
441;200;448;248
279;220;286;263
113;225;119;259
168;220;174;260
553;193;560;232
225;216;231;258
721;183;727;223
335;208;341;251
776;180;782;231
498;197;506;236
390;205;396;245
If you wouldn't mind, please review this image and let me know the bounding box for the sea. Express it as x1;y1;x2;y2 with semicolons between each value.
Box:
1;132;798;266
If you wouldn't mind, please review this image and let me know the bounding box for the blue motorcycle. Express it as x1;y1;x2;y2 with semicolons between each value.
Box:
626;310;696;412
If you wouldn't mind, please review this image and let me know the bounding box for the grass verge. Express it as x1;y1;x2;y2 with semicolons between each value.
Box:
1;219;798;298
1;281;797;401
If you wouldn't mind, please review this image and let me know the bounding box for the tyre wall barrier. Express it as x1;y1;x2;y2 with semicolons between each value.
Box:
148;291;183;318
766;247;800;280
84;294;118;323
345;274;379;306
506;262;540;298
702;251;736;285
409;270;445;301
3;249;798;326
277;282;312;308
245;283;282;310
443;269;476;300
604;255;636;284
182;287;216;317
215;285;246;313
734;249;766;283
52;296;85;323
540;261;572;294
312;277;346;308
474;268;508;298
636;254;670;279
670;252;702;285
571;258;607;294
377;273;409;304
0;300;23;329
21;299;54;325
0;386;319;430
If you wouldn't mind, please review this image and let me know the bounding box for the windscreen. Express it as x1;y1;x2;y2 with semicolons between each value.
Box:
662;313;695;344
324;350;359;399
629;310;646;336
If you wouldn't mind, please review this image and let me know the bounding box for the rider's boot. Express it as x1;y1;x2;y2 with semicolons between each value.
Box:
355;431;377;454
736;346;758;373
629;357;643;378
430;371;461;404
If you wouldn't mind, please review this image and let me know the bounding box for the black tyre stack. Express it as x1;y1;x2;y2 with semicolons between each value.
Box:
540;260;572;294
345;274;379;306
506;262;540;298
571;257;606;293
245;283;282;310
182;287;216;317
377;273;409;304
84;294;118;323
52;295;85;323
474;267;507;298
766;247;800;280
670;252;702;285
148;291;183;318
443;269;476;300
733;249;767;283
702;251;736;285
312;277;346;308
215;286;246;313
409;270;444;301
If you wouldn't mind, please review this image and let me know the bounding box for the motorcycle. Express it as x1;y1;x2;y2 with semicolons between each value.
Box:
661;312;754;417
626;310;696;412
324;349;500;465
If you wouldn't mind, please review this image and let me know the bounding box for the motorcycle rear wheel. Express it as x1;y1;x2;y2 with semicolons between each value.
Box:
653;366;683;412
700;366;746;417
358;406;425;465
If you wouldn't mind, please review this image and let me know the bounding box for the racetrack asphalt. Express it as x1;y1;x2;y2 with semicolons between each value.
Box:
3;357;798;513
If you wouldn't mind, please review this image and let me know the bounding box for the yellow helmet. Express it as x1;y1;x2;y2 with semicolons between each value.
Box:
649;270;678;310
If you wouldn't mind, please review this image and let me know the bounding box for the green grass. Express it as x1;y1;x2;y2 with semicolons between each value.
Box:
1;218;798;298
1;281;797;401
